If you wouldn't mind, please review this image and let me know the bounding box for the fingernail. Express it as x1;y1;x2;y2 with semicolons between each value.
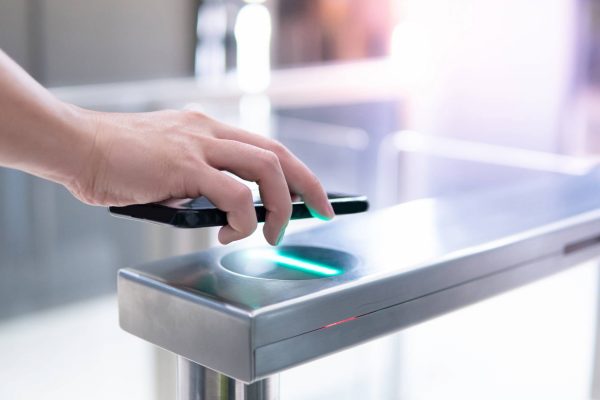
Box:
276;224;287;245
308;206;334;221
327;202;335;218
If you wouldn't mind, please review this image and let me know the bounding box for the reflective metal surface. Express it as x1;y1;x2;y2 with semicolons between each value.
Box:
119;168;600;383
178;357;279;400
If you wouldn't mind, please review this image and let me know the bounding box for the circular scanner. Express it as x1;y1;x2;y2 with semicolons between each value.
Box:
221;246;357;280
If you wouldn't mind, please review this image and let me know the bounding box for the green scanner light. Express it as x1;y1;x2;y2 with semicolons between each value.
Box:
247;249;342;277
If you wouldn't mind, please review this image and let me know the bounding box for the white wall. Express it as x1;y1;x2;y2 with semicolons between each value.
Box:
397;0;579;152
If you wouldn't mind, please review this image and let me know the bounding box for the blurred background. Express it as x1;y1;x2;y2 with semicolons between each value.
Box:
1;0;600;399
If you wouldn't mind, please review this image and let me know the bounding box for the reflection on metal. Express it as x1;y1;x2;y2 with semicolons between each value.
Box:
178;357;279;400
119;169;600;399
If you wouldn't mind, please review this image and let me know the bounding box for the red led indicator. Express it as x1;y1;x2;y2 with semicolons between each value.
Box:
322;316;358;329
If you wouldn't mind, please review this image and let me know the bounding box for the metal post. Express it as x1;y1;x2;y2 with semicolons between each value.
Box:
589;262;600;400
177;357;280;400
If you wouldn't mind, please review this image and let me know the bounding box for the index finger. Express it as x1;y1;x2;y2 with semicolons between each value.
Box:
213;124;335;220
204;139;292;245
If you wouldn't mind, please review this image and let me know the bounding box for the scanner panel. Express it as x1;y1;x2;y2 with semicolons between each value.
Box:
119;170;600;382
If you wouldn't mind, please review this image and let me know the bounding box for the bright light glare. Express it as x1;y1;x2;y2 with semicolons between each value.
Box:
247;249;341;277
239;94;272;138
234;4;272;93
389;21;434;88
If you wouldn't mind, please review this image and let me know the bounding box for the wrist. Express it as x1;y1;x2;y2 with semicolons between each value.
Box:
27;101;100;191
0;50;103;194
52;104;103;197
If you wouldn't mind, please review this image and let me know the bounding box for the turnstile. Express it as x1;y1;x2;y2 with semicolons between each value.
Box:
118;170;600;400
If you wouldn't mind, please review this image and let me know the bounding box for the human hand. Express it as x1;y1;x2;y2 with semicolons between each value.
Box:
66;108;335;245
0;50;332;245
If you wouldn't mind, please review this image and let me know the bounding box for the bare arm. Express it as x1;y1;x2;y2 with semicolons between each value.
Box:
0;49;334;245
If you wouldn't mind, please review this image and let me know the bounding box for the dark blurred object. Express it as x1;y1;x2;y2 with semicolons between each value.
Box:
275;0;395;67
587;0;600;86
195;0;238;77
580;0;600;155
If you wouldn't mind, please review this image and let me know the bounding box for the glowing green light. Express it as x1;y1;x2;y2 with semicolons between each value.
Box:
307;206;334;221
268;253;341;276
248;249;341;276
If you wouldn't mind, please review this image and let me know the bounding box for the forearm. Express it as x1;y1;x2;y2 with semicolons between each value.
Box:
0;49;94;186
0;50;333;245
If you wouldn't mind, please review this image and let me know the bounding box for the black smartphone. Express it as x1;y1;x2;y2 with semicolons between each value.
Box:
109;192;368;228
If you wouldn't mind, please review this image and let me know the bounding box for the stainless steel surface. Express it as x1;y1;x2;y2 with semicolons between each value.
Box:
119;168;600;383
178;357;279;400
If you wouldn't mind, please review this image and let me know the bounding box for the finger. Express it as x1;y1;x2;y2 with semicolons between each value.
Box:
194;167;258;244
213;126;334;220
205;139;292;245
